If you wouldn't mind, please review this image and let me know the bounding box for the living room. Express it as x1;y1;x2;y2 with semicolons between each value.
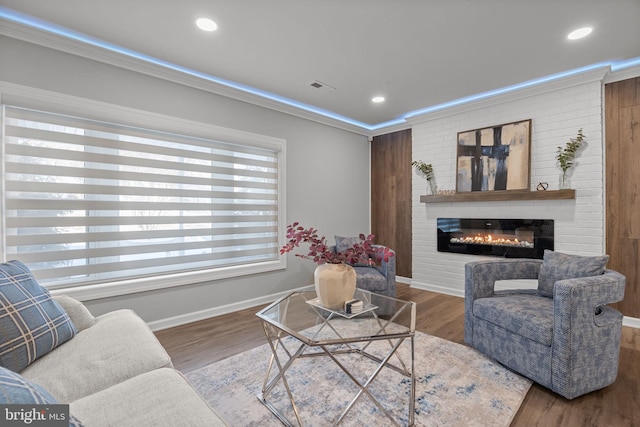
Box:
1;2;639;426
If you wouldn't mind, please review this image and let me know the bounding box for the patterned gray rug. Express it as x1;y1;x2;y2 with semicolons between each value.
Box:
186;326;531;426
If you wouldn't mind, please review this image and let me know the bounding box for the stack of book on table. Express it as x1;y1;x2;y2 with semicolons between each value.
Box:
344;299;364;314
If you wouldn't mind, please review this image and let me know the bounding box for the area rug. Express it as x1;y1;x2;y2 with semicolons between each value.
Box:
186;324;531;426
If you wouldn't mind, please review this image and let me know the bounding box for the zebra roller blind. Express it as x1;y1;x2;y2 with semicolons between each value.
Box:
2;105;281;289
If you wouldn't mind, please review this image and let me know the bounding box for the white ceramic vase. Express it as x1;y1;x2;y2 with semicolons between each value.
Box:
314;263;357;310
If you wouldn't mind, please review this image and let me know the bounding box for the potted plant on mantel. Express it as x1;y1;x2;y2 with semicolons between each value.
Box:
556;129;586;189
280;222;394;309
412;160;437;195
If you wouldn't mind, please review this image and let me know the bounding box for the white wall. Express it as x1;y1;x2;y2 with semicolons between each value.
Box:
0;35;372;327
411;71;607;296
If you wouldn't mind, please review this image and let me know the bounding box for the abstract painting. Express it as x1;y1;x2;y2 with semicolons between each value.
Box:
456;119;531;192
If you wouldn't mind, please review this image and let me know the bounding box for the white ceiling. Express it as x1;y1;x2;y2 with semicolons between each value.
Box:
1;0;639;129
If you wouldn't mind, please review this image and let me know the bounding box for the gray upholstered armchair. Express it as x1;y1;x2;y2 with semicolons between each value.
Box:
464;252;625;399
351;245;396;298
332;237;396;298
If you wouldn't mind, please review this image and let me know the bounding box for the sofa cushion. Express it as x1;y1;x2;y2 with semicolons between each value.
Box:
70;368;227;427
537;250;609;297
473;294;554;346
0;261;77;372
21;309;172;402
0;366;84;427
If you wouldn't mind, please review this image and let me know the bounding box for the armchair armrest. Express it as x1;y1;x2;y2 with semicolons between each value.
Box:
464;258;542;301
553;269;625;326
551;269;625;397
372;245;395;277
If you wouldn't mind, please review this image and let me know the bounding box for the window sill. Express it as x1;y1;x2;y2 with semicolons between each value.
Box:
49;260;285;301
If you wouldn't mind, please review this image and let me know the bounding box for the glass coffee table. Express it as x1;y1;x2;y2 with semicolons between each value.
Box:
256;288;416;426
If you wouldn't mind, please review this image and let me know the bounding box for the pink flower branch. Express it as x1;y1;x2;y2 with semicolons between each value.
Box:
280;222;394;265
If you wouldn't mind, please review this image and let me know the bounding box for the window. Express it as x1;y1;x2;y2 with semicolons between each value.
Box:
1;103;284;295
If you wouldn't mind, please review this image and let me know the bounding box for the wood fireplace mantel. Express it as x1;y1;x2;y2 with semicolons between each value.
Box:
420;189;575;203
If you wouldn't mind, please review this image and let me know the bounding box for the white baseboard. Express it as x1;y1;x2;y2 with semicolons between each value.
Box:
148;284;313;332
623;316;640;329
396;275;412;285
410;280;464;298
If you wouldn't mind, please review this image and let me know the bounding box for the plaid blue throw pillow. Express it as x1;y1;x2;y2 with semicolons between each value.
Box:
0;261;77;372
0;365;58;404
0;366;84;426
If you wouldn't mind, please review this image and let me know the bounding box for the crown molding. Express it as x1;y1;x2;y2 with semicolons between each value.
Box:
370;121;412;137
604;64;640;84
0;19;372;136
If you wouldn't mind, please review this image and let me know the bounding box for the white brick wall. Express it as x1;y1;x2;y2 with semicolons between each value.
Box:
411;77;605;296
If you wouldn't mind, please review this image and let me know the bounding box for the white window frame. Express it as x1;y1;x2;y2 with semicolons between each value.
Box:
0;82;287;301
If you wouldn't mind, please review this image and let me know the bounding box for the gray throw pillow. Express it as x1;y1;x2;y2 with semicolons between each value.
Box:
335;236;372;267
537;250;609;297
335;236;363;254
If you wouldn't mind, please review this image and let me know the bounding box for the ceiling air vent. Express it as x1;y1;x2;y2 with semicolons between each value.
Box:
308;80;336;92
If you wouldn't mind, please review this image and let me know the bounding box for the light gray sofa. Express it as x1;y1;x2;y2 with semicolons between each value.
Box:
20;295;227;426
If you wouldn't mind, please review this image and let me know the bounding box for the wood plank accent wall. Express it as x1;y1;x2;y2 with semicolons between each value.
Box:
605;77;640;318
371;129;412;278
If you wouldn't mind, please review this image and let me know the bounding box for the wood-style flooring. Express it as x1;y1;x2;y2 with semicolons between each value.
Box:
154;284;640;426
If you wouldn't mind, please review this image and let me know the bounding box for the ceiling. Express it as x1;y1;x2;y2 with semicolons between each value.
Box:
1;0;639;130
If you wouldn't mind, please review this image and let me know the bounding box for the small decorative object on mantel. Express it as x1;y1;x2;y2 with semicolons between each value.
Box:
280;222;394;309
412;160;438;195
556;128;585;189
536;182;549;191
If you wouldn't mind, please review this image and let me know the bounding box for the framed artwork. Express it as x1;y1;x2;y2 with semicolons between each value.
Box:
456;119;531;193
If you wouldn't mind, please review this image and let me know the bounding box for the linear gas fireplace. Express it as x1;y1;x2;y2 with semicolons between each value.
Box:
437;218;554;259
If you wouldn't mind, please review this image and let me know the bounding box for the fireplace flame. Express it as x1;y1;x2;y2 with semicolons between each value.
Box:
450;233;534;248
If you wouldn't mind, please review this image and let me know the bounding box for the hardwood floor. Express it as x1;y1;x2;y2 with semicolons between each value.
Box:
155;284;640;426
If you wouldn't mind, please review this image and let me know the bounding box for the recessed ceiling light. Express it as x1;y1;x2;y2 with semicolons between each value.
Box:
196;17;218;32
567;27;592;40
372;96;385;103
